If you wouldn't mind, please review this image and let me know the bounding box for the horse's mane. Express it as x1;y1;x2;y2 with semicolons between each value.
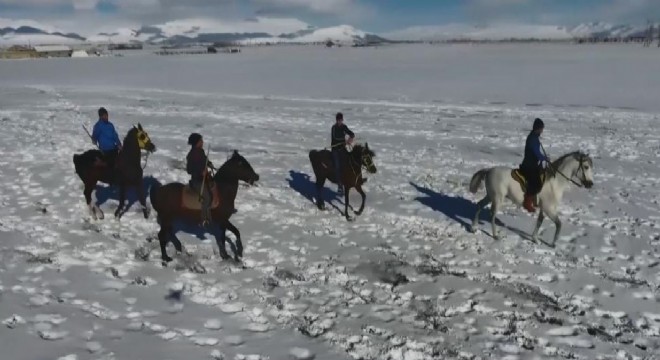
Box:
351;143;376;157
547;151;591;177
118;127;141;166
123;127;138;148
213;151;244;181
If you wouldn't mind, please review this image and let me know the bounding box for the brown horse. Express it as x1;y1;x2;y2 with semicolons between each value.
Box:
149;150;259;263
308;143;377;221
73;124;156;220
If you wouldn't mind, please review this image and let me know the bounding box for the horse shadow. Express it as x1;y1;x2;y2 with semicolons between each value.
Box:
171;220;215;241
410;182;505;231
96;175;160;212
287;170;342;213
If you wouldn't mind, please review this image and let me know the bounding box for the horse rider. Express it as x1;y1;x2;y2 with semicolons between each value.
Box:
91;107;122;170
331;112;355;194
520;118;550;213
186;133;214;225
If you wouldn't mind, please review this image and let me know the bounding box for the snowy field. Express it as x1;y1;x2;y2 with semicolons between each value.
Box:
1;44;660;360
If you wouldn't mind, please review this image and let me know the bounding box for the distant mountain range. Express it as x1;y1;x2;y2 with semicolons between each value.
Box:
0;18;388;47
0;18;655;47
385;22;653;42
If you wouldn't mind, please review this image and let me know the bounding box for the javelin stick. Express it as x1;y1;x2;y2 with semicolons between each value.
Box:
199;144;211;202
82;124;100;150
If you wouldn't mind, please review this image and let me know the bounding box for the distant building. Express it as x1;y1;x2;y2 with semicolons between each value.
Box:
33;45;72;58
71;49;90;58
108;43;143;50
0;45;38;59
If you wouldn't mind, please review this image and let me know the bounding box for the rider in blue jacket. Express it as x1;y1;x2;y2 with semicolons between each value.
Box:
91;107;122;168
520;118;549;212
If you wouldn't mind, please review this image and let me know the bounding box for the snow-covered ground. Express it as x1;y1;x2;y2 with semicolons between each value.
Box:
1;44;660;360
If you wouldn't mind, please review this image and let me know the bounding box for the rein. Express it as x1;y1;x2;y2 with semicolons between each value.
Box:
542;145;586;188
347;148;375;187
141;151;150;170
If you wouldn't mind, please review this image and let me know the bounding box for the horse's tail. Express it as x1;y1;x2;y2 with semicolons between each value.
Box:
308;150;320;170
469;169;489;194
73;153;88;180
73;150;102;180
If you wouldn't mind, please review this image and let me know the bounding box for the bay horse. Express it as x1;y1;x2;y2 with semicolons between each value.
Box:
308;143;377;221
469;151;594;246
73;124;156;220
149;150;259;263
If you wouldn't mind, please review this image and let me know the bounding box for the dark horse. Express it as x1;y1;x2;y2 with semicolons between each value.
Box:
150;150;259;263
73;124;156;220
308;143;377;221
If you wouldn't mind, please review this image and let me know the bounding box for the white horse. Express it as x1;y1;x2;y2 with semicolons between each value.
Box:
469;151;594;246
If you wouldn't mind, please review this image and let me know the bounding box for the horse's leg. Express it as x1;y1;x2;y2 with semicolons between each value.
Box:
212;223;230;260
83;181;97;220
354;184;366;216
92;186;104;220
137;182;150;219
223;220;242;260
471;196;491;233
532;209;545;243
115;183;126;219
544;206;562;247
345;187;353;221
315;177;326;210
158;223;173;263
169;226;184;255
491;197;501;240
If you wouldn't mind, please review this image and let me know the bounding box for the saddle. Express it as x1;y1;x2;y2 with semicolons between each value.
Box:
511;169;546;192
181;183;221;210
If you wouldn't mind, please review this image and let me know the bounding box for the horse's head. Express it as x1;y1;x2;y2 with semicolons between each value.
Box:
221;150;260;185
575;152;594;189
354;143;377;174
134;123;156;153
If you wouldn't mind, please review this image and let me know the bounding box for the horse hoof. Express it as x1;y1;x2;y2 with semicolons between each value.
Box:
354;211;363;216
219;252;231;260
470;227;477;234
346;216;354;222
162;255;173;263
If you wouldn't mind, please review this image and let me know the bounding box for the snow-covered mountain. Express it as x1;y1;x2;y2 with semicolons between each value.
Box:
569;22;648;39
0;21;85;46
0;17;654;47
239;25;372;45
385;22;651;42
0;17;384;46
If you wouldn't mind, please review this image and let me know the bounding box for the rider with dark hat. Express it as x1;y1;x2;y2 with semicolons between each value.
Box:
186;133;213;225
331;112;355;194
520;118;550;212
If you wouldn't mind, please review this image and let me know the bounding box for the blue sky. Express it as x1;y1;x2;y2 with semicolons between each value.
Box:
0;0;657;33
